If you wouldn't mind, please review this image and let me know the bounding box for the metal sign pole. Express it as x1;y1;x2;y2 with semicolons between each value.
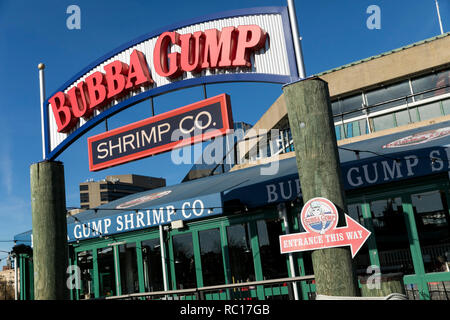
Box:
159;225;169;292
287;0;306;79
435;0;444;35
38;63;47;160
278;203;299;300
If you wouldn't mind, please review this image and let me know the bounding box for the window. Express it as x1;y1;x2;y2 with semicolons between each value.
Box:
369;197;414;275
371;113;396;132
77;250;93;299
80;185;88;191
199;229;225;286
226;223;255;282
80;192;89;203
141;239;164;292
344;119;369;138
412;70;450;101
411;190;450;273
256;219;288;280
119;243;139;294
443;99;450;115
172;233;196;289
97;247;117;297
332;94;364;120
417;101;443;121
366;81;412;112
347;204;371;275
394;108;418;127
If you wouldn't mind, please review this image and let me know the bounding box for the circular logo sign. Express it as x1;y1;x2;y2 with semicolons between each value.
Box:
300;197;338;235
116;190;172;209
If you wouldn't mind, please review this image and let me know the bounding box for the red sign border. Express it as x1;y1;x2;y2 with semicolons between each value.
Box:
87;93;233;171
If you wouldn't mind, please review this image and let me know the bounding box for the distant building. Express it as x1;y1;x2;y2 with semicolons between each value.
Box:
79;174;166;209
182;122;252;182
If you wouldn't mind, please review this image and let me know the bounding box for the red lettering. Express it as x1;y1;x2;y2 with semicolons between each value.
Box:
153;32;182;78
51;50;154;133
180;31;204;73
201;27;236;69
49;92;77;133
125;50;153;89
104;60;129;99
233;25;266;67
85;71;107;110
67;82;92;119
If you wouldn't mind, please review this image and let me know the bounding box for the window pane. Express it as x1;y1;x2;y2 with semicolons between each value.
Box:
199;229;225;286
77;250;93;299
341;95;364;120
141;239;164;292
443;99;450;115
394;109;412;127
331;101;341;116
119;243;139;295
345;119;368;138
369;198;414;275
97;247;117;297
335;124;344;140
332;95;364;120
348;204;370;275
411;191;450;273
366;81;412;112
372;114;396;132
257;219;288;280
395;107;419;126
418;101;443;121
172;233;196;289
227;224;255;282
412;70;450;101
80;193;89;203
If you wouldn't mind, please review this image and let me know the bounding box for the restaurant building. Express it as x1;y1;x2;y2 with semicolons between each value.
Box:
13;29;450;300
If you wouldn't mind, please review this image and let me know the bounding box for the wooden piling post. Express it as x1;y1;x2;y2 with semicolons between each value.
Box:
30;160;69;300
283;77;358;296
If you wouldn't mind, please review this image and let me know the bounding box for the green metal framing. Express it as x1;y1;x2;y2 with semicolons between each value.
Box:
17;172;450;300
66;206;299;300
348;173;450;299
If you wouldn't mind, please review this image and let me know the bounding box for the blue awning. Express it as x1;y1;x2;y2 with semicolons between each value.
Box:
14;120;450;245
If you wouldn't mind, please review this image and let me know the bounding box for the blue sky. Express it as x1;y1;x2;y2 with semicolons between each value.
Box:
0;0;448;264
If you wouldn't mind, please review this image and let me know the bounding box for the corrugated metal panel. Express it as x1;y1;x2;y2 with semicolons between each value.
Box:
49;13;291;152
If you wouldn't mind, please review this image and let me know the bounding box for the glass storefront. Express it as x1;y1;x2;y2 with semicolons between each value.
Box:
77;250;93;299
61;179;450;301
199;229;225;286
97;247;116;297
227;223;255;283
368;197;414;274
118;243;139;294
141;238;164;292
257;219;288;280
172;233;197;289
411;190;450;273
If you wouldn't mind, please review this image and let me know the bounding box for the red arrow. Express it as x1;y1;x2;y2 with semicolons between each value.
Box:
279;214;371;258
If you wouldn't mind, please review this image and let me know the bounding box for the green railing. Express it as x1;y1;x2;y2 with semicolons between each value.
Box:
404;272;450;300
103;275;316;301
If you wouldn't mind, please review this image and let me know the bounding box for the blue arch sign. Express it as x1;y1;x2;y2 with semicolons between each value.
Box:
43;6;299;160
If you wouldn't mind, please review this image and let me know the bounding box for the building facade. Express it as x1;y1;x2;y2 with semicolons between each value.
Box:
79;175;166;209
14;32;450;300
